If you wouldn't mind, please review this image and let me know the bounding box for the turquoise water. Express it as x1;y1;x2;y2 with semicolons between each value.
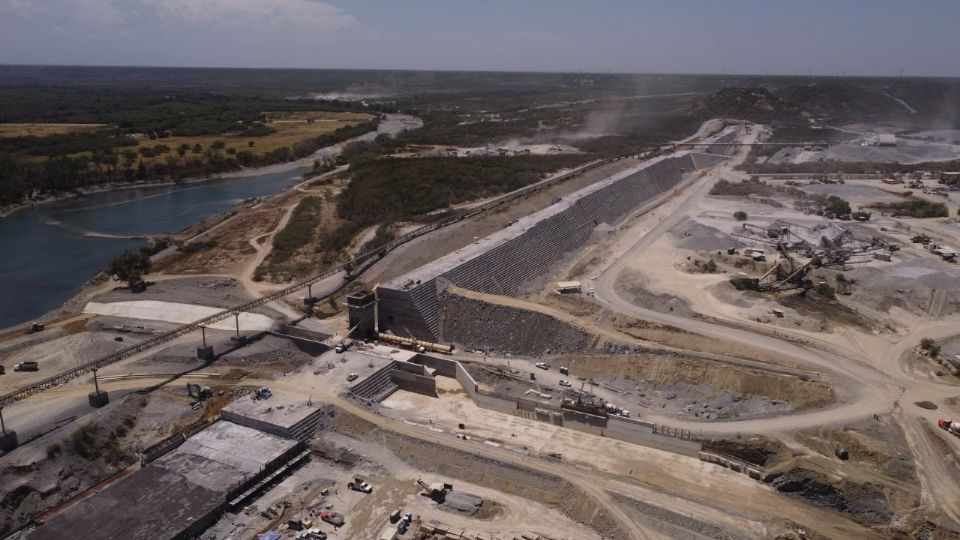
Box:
0;166;307;329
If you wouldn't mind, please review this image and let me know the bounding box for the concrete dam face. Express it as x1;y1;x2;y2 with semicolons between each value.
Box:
376;152;713;342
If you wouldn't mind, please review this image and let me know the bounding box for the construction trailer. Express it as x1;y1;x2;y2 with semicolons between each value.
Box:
555;281;582;294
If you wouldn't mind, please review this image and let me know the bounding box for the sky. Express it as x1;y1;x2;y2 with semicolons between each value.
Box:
1;0;958;77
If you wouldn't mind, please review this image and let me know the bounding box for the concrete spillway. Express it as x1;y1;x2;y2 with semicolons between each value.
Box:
377;151;719;341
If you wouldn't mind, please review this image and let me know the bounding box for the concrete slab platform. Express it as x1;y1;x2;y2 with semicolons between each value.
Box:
83;300;275;331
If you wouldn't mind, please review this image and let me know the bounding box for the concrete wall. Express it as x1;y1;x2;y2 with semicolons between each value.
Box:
603;416;702;457
456;362;478;396
472;393;518;415
378;154;700;341
561;408;607;435
412;353;458;378
699;451;764;480
377;284;440;342
391;369;437;397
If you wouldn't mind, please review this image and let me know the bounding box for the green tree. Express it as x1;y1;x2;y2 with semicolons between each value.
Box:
107;250;151;290
815;282;836;298
733;210;748;221
825;196;851;216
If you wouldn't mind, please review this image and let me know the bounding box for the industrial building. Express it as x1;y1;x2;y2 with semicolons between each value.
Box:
27;421;306;540
222;390;330;440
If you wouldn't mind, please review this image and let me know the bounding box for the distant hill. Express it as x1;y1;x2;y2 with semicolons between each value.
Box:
684;87;800;122
683;80;960;128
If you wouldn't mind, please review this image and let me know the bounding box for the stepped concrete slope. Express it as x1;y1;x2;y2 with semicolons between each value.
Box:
378;151;715;341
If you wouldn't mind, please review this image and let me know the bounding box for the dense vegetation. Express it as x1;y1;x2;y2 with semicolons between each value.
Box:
269;196;324;264
319;154;593;255
867;199;948;218
0;118;377;207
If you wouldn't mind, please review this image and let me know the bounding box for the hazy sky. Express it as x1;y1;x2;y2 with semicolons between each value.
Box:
1;0;958;76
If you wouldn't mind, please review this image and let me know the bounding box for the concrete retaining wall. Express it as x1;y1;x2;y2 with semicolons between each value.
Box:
391;369;437;397
699;451;764;480
604;416;702;457
472;393;518;415
456;362;479;396
412;353;458;378
561;408;607;435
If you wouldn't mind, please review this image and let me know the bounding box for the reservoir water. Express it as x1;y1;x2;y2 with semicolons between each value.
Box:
0;114;421;330
0;166;307;329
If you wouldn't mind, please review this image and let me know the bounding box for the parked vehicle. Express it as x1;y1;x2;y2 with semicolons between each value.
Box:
535;362;549;370
349;478;373;493
559;366;569;375
346;372;359;382
558;380;572;387
14;361;38;372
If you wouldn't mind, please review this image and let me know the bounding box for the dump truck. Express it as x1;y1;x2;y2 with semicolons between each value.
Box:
938;419;960;437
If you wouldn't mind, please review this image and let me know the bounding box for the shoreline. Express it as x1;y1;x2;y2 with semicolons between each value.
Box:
0;146;327;219
0;114;420;332
0;112;415;219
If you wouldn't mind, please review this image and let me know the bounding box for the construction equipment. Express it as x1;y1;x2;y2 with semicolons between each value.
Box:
187;383;213;400
376;332;453;354
416;479;453;502
333;321;363;353
254;386;272;400
938;419;960;437
319;511;344;527
348;477;373;493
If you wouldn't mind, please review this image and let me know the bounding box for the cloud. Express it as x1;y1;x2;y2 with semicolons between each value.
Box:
152;0;355;29
2;0;356;29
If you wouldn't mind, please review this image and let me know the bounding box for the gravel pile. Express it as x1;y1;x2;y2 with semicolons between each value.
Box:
671;218;744;252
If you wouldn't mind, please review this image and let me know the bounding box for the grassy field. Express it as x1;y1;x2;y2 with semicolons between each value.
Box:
0;123;104;138
130;110;372;166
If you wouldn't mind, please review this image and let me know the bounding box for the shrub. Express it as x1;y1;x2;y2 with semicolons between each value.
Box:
70;422;100;459
270;196;323;263
46;443;62;459
868;199;948;218
733;210;748;221
815;282;836;298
